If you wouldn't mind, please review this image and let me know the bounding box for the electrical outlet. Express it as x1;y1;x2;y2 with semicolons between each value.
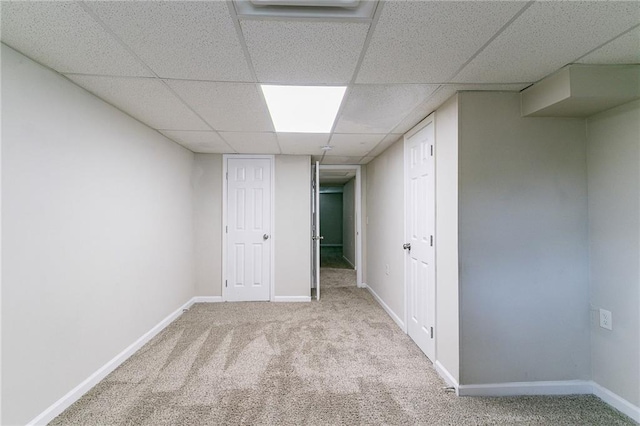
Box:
599;308;612;330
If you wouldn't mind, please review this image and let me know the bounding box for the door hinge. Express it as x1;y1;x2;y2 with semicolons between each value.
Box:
430;235;433;246
226;226;228;233
430;145;433;156
225;280;228;288
226;172;228;180
430;327;434;338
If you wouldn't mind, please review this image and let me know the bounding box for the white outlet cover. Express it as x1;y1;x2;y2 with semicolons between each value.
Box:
599;308;613;330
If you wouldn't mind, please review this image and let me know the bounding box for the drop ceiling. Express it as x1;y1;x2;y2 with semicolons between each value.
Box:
1;1;638;165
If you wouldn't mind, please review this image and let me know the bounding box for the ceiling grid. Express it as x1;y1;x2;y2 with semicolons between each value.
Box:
1;0;638;162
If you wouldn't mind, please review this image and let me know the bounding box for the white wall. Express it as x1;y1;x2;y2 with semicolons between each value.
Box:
457;91;590;385
274;156;311;297
193;154;223;297
434;95;460;382
364;141;405;320
1;45;196;425
343;178;356;267
587;100;640;407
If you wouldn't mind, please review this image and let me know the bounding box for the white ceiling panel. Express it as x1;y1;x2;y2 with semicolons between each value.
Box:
166;81;274;132
454;1;640;83
159;130;234;154
0;1;151;76
220;132;281;154
86;1;253;81
356;1;527;84
277;133;330;155
327;133;385;157
334;84;438;133
321;156;364;165
67;75;209;130
241;20;369;84
578;26;640;65
367;134;403;157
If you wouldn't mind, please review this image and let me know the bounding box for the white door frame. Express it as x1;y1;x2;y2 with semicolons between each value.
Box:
317;164;363;288
403;113;436;341
222;154;275;302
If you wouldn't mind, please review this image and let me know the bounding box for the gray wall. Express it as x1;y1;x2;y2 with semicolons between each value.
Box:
587;100;640;406
1;45;196;425
274;156;311;297
192;154;311;299
319;190;343;246
193;154;223;296
434;96;460;382
458;92;590;384
364;140;405;322
343;178;356;267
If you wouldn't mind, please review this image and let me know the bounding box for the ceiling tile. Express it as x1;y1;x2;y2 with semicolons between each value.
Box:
240;20;369;84
578;26;640;65
321;156;363;165
166;81;274;132
219;132;281;154
392;83;528;134
277;133;330;155
86;1;253;81
67;75;209;131
356;1;527;83
326;134;385;157
334;84;438;133
367;134;403;157
159;130;234;154
0;1;150;76
453;1;640;83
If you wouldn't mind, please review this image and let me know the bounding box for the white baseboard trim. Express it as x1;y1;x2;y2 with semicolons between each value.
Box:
192;296;223;303
27;297;196;426
457;380;593;397
434;360;459;393
592;381;640;423
273;296;311;302
363;283;406;332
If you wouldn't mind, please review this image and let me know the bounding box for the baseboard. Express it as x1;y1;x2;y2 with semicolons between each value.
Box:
27;297;196;426
457;380;593;397
592;382;640;423
342;255;355;269
363;283;406;332
192;296;223;303
434;360;459;393
273;296;311;302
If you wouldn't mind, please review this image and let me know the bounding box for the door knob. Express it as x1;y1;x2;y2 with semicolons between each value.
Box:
403;243;411;250
263;234;270;240
312;235;324;241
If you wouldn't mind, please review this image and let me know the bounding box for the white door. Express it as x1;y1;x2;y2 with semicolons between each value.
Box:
311;161;321;300
404;118;436;360
226;157;272;301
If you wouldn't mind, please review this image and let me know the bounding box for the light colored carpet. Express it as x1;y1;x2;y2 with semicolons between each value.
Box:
51;287;634;425
320;267;356;289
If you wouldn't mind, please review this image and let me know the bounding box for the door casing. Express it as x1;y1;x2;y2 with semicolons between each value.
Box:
222;154;275;302
315;164;364;288
403;113;436;360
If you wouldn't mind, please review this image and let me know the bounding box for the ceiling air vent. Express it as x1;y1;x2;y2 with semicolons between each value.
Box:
234;0;378;21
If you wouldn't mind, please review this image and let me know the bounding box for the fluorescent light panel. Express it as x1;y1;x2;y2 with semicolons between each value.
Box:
261;85;346;133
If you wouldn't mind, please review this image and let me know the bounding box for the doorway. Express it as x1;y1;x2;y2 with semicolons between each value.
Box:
223;155;274;302
311;164;363;300
404;115;436;361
